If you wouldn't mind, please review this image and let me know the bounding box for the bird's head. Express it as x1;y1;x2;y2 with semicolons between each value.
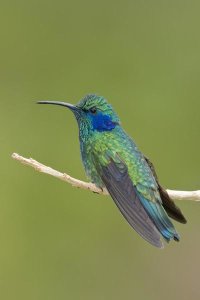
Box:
38;94;120;134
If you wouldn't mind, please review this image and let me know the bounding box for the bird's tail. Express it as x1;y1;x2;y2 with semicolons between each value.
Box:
158;185;187;224
144;155;187;224
138;192;180;242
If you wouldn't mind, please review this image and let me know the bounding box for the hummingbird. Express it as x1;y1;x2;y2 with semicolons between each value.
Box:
38;94;186;248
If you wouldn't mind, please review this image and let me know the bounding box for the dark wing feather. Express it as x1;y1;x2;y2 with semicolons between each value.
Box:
144;156;187;224
94;156;163;248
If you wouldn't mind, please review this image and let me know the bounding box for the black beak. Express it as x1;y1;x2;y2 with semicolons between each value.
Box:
37;100;79;112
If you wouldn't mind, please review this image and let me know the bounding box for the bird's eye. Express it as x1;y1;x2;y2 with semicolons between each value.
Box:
89;107;97;114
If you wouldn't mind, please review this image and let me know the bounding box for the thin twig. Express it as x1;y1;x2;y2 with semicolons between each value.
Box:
11;153;200;201
12;153;108;195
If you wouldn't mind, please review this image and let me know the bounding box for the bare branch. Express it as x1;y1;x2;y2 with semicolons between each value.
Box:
12;153;200;201
12;153;108;195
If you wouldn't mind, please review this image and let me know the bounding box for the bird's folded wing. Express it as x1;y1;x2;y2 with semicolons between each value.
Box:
92;153;163;248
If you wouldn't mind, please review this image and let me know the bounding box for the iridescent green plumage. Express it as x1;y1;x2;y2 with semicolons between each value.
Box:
38;94;186;248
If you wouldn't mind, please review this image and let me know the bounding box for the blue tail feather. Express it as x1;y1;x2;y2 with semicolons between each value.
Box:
138;192;180;242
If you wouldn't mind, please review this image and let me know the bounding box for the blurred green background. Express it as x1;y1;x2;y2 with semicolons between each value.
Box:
1;0;200;299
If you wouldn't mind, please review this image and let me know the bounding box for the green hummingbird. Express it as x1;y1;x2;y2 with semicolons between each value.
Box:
38;94;186;248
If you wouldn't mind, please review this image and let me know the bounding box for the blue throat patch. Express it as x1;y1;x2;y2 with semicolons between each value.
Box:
90;112;117;132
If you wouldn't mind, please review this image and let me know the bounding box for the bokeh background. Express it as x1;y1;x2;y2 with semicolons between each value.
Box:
1;0;200;299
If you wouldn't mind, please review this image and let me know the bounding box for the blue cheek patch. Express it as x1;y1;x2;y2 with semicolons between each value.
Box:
90;113;117;132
